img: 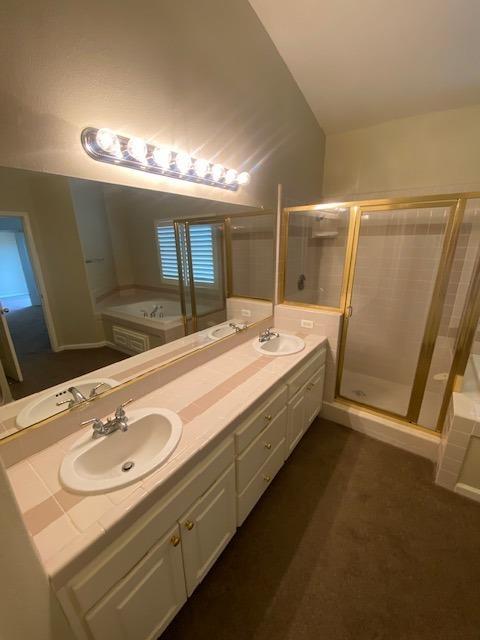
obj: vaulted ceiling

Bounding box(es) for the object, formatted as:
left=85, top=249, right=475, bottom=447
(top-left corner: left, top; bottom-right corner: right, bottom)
left=249, top=0, right=480, bottom=133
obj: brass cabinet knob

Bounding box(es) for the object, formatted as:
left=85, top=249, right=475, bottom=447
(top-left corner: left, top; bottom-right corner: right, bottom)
left=307, top=383, right=314, bottom=391
left=263, top=475, right=271, bottom=482
left=170, top=535, right=181, bottom=547
left=184, top=520, right=195, bottom=531
left=265, top=414, right=272, bottom=421
left=264, top=442, right=272, bottom=450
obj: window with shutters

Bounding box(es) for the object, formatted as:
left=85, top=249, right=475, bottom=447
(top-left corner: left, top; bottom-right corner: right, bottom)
left=155, top=223, right=216, bottom=286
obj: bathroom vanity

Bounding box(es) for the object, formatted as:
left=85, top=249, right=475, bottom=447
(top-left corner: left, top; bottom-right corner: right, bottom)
left=4, top=332, right=326, bottom=640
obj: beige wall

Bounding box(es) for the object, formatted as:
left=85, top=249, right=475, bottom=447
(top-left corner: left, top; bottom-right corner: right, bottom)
left=70, top=179, right=118, bottom=301
left=0, top=0, right=325, bottom=209
left=0, top=168, right=99, bottom=348
left=324, top=104, right=480, bottom=200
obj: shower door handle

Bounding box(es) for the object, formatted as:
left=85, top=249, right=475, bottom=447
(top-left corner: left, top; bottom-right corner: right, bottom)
left=346, top=305, right=353, bottom=318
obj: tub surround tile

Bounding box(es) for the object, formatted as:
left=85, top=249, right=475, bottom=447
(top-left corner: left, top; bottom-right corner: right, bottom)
left=3, top=331, right=326, bottom=588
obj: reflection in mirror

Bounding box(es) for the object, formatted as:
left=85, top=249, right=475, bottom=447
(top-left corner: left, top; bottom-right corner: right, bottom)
left=0, top=166, right=274, bottom=437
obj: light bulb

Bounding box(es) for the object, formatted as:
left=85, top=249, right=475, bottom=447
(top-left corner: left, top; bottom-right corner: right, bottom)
left=211, top=163, right=224, bottom=182
left=224, top=169, right=237, bottom=185
left=237, top=171, right=250, bottom=186
left=126, top=137, right=147, bottom=163
left=153, top=146, right=172, bottom=169
left=175, top=152, right=192, bottom=174
left=95, top=128, right=120, bottom=155
left=193, top=158, right=209, bottom=178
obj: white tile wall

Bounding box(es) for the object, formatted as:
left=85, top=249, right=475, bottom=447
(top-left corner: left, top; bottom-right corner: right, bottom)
left=274, top=304, right=342, bottom=402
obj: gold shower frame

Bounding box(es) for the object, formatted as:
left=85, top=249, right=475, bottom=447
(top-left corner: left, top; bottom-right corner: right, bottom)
left=279, top=192, right=480, bottom=433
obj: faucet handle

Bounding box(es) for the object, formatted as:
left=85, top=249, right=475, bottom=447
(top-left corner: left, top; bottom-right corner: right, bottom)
left=115, top=398, right=133, bottom=419
left=89, top=382, right=108, bottom=399
left=81, top=417, right=103, bottom=427
left=81, top=417, right=106, bottom=438
left=56, top=399, right=73, bottom=407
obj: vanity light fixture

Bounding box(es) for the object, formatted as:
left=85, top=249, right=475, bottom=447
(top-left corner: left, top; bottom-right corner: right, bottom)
left=81, top=127, right=251, bottom=191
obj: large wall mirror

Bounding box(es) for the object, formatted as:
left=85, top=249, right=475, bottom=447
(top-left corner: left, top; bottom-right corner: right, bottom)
left=0, top=166, right=274, bottom=438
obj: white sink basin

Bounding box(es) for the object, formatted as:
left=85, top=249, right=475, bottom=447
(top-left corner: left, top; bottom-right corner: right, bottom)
left=15, top=378, right=119, bottom=428
left=207, top=321, right=236, bottom=340
left=253, top=332, right=305, bottom=356
left=60, top=407, right=182, bottom=494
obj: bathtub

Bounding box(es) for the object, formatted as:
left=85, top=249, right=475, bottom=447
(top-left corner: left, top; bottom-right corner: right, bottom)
left=102, top=299, right=183, bottom=331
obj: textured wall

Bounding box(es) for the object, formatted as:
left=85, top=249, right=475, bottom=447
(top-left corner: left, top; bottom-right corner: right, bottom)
left=0, top=0, right=325, bottom=208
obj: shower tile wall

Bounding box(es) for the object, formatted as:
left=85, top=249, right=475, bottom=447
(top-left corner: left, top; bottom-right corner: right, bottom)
left=344, top=212, right=446, bottom=389
left=285, top=213, right=349, bottom=307
left=230, top=216, right=274, bottom=300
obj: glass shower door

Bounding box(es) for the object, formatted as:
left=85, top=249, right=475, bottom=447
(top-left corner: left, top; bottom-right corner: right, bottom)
left=338, top=203, right=455, bottom=419
left=184, top=220, right=227, bottom=333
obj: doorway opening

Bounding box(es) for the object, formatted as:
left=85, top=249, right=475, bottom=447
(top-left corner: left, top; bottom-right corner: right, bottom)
left=0, top=215, right=52, bottom=393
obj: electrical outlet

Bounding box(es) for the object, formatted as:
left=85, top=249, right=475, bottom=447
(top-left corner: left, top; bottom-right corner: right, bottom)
left=241, top=309, right=252, bottom=318
left=301, top=319, right=314, bottom=329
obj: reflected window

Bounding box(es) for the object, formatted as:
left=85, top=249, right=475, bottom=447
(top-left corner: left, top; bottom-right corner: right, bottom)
left=156, top=224, right=179, bottom=281
left=156, top=223, right=216, bottom=285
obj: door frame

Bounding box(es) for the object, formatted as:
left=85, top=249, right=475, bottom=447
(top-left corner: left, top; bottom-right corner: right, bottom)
left=0, top=211, right=59, bottom=352
left=335, top=199, right=463, bottom=428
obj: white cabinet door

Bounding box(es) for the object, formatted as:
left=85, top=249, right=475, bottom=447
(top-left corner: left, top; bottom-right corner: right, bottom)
left=304, top=364, right=325, bottom=427
left=85, top=524, right=186, bottom=640
left=180, top=464, right=236, bottom=596
left=286, top=389, right=307, bottom=458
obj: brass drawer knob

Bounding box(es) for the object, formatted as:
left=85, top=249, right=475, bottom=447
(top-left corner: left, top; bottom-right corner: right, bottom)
left=263, top=475, right=271, bottom=482
left=184, top=520, right=195, bottom=531
left=264, top=442, right=272, bottom=450
left=170, top=535, right=181, bottom=547
left=265, top=414, right=272, bottom=421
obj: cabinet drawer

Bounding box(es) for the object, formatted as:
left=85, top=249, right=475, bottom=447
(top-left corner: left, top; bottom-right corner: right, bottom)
left=84, top=524, right=186, bottom=640
left=236, top=406, right=287, bottom=493
left=237, top=438, right=285, bottom=526
left=235, top=385, right=288, bottom=453
left=287, top=348, right=325, bottom=399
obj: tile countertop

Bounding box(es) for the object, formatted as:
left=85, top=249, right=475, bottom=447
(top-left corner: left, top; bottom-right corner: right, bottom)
left=6, top=332, right=326, bottom=589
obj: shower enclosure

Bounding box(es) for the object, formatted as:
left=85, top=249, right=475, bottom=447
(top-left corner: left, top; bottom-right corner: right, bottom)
left=280, top=194, right=480, bottom=432
left=173, top=211, right=275, bottom=335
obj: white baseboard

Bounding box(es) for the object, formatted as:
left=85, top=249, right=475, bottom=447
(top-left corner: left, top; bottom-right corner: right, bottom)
left=321, top=400, right=439, bottom=462
left=455, top=483, right=480, bottom=503
left=54, top=341, right=108, bottom=352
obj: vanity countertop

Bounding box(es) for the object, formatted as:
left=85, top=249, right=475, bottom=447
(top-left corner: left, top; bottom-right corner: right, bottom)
left=6, top=332, right=326, bottom=588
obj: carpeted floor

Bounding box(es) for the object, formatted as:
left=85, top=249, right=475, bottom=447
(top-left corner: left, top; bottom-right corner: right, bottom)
left=4, top=304, right=128, bottom=399
left=161, top=419, right=480, bottom=640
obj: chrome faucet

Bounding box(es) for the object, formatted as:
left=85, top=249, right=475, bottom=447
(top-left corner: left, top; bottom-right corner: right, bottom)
left=56, top=386, right=88, bottom=408
left=259, top=327, right=280, bottom=343
left=81, top=399, right=133, bottom=439
left=229, top=321, right=248, bottom=333
left=150, top=304, right=160, bottom=318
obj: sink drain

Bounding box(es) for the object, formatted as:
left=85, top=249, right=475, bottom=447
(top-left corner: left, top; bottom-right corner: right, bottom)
left=121, top=461, right=135, bottom=472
